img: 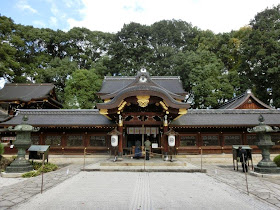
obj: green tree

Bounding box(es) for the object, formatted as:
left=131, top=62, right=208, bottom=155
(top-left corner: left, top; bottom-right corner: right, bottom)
left=35, top=57, right=78, bottom=102
left=64, top=68, right=102, bottom=109
left=66, top=27, right=113, bottom=69
left=108, top=22, right=152, bottom=76
left=177, top=49, right=233, bottom=108
left=242, top=5, right=280, bottom=107
left=149, top=20, right=198, bottom=76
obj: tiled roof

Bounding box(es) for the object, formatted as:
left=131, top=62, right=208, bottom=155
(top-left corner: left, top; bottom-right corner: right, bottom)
left=171, top=109, right=280, bottom=127
left=0, top=83, right=56, bottom=102
left=98, top=76, right=187, bottom=96
left=3, top=109, right=280, bottom=128
left=1, top=109, right=114, bottom=127
left=218, top=90, right=271, bottom=109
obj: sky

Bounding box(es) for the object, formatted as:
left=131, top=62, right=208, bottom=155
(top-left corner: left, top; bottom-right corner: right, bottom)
left=0, top=0, right=279, bottom=34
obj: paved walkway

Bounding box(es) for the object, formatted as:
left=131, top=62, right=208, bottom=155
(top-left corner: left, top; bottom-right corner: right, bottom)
left=199, top=162, right=280, bottom=208
left=0, top=156, right=279, bottom=209
left=10, top=172, right=277, bottom=210
left=0, top=164, right=81, bottom=209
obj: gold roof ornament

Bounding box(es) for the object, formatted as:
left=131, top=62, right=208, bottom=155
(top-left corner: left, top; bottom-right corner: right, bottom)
left=137, top=95, right=150, bottom=108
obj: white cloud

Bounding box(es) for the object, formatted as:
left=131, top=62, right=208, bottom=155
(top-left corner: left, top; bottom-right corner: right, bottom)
left=62, top=0, right=83, bottom=8
left=17, top=0, right=38, bottom=14
left=33, top=20, right=46, bottom=28
left=50, top=17, right=58, bottom=26
left=67, top=0, right=279, bottom=33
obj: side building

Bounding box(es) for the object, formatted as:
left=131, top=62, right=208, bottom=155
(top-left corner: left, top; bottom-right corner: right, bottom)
left=1, top=70, right=280, bottom=155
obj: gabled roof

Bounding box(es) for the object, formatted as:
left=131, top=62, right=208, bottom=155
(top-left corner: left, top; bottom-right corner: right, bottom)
left=98, top=75, right=187, bottom=96
left=97, top=70, right=190, bottom=110
left=0, top=83, right=62, bottom=108
left=0, top=109, right=114, bottom=127
left=218, top=89, right=272, bottom=109
left=170, top=109, right=280, bottom=127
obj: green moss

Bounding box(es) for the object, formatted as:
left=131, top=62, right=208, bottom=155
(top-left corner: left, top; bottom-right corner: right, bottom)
left=22, top=170, right=40, bottom=178
left=22, top=162, right=58, bottom=178
left=273, top=155, right=280, bottom=167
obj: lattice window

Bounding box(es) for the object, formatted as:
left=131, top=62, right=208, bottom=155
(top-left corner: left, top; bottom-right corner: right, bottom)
left=224, top=135, right=241, bottom=145
left=67, top=135, right=83, bottom=147
left=202, top=135, right=219, bottom=146
left=31, top=135, right=40, bottom=145
left=180, top=135, right=196, bottom=146
left=89, top=136, right=106, bottom=147
left=45, top=136, right=61, bottom=146
left=247, top=135, right=256, bottom=145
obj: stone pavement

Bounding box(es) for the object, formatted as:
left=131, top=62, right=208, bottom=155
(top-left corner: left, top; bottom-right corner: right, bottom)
left=0, top=164, right=81, bottom=209
left=0, top=155, right=279, bottom=209
left=11, top=172, right=278, bottom=210
left=189, top=160, right=280, bottom=209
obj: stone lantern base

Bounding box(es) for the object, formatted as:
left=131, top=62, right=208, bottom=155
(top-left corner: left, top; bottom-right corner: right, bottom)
left=254, top=166, right=280, bottom=174
left=5, top=157, right=33, bottom=173
left=254, top=160, right=280, bottom=174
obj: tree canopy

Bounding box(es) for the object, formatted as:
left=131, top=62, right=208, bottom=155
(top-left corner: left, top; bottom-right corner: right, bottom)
left=0, top=4, right=279, bottom=108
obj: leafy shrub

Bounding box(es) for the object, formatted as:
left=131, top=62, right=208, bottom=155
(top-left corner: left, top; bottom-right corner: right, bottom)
left=0, top=143, right=4, bottom=157
left=39, top=163, right=58, bottom=173
left=273, top=155, right=280, bottom=167
left=22, top=162, right=58, bottom=178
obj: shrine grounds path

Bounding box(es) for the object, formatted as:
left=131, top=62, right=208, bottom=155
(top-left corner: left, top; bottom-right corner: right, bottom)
left=0, top=155, right=280, bottom=210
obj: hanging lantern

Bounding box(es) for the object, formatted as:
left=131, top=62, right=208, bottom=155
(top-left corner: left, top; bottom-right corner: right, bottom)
left=168, top=135, right=176, bottom=147
left=108, top=128, right=122, bottom=148
left=165, top=128, right=178, bottom=147
left=111, top=135, right=118, bottom=147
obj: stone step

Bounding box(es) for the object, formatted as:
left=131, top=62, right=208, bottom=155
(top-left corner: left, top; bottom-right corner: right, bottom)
left=100, top=161, right=187, bottom=167
left=82, top=168, right=206, bottom=173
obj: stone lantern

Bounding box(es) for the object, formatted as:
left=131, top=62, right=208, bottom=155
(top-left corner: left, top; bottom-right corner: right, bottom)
left=4, top=115, right=40, bottom=173
left=247, top=115, right=280, bottom=174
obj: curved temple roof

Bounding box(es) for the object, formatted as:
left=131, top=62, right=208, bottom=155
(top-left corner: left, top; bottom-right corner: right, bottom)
left=97, top=70, right=190, bottom=110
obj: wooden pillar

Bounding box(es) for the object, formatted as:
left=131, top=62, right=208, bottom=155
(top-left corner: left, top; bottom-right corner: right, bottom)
left=198, top=132, right=202, bottom=147
left=163, top=125, right=168, bottom=153
left=118, top=115, right=123, bottom=156
left=242, top=132, right=246, bottom=145
left=61, top=132, right=66, bottom=155
left=118, top=125, right=123, bottom=156
left=162, top=115, right=169, bottom=153
left=39, top=132, right=44, bottom=145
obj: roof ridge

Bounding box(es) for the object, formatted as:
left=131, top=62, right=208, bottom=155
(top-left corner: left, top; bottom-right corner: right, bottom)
left=104, top=76, right=180, bottom=80
left=218, top=92, right=246, bottom=108
left=188, top=109, right=280, bottom=114
left=5, top=83, right=54, bottom=86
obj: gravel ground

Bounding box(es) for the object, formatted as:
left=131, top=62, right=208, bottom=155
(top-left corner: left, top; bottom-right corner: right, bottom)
left=13, top=171, right=276, bottom=210
left=0, top=176, right=25, bottom=187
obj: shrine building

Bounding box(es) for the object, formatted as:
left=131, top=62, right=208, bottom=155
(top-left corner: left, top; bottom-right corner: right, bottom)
left=1, top=69, right=280, bottom=155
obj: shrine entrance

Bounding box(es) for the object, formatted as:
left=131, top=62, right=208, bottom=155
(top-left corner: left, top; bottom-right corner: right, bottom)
left=125, top=126, right=161, bottom=156
left=96, top=69, right=190, bottom=157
